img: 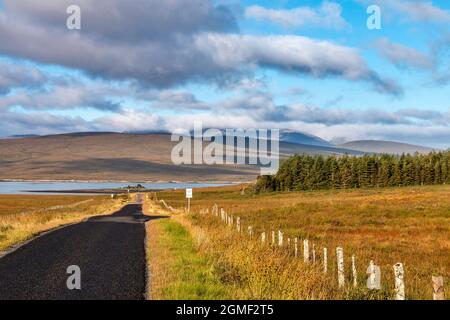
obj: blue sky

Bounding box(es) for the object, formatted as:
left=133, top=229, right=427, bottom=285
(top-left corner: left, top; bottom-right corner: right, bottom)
left=0, top=0, right=449, bottom=148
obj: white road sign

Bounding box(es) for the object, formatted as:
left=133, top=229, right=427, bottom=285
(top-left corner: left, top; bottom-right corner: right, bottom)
left=186, top=188, right=193, bottom=199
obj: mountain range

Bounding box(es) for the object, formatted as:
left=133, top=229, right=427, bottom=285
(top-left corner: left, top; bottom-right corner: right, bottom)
left=0, top=131, right=439, bottom=182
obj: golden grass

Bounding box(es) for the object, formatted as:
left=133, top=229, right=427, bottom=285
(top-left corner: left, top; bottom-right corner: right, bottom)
left=0, top=195, right=96, bottom=215
left=0, top=194, right=128, bottom=252
left=180, top=213, right=341, bottom=300
left=156, top=185, right=450, bottom=300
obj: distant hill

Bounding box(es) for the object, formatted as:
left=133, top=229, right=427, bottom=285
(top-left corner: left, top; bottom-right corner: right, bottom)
left=279, top=130, right=333, bottom=147
left=338, top=140, right=436, bottom=155
left=0, top=132, right=360, bottom=182
left=131, top=129, right=334, bottom=147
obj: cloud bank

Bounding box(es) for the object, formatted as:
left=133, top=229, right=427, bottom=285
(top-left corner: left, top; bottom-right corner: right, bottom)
left=0, top=0, right=399, bottom=94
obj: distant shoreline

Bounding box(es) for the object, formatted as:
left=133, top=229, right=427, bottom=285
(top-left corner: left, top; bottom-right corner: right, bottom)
left=23, top=189, right=152, bottom=195
left=0, top=179, right=247, bottom=184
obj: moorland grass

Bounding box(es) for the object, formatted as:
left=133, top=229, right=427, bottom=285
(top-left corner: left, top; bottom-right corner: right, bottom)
left=155, top=185, right=450, bottom=300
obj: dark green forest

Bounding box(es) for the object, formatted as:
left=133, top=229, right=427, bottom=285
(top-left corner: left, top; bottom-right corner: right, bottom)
left=255, top=151, right=450, bottom=192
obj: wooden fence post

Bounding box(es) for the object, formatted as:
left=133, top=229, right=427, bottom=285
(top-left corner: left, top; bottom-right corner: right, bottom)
left=432, top=276, right=445, bottom=300
left=248, top=226, right=253, bottom=237
left=287, top=238, right=291, bottom=247
left=278, top=230, right=283, bottom=247
left=294, top=238, right=298, bottom=258
left=351, top=255, right=357, bottom=288
left=336, top=247, right=345, bottom=288
left=312, top=244, right=316, bottom=264
left=393, top=263, right=405, bottom=300
left=366, top=260, right=381, bottom=290
left=236, top=217, right=241, bottom=233
left=261, top=232, right=266, bottom=244
left=303, top=240, right=309, bottom=263
left=323, top=248, right=328, bottom=273
left=271, top=230, right=275, bottom=246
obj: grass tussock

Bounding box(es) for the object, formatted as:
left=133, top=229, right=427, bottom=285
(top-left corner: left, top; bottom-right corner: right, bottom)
left=156, top=185, right=450, bottom=300
left=0, top=194, right=129, bottom=252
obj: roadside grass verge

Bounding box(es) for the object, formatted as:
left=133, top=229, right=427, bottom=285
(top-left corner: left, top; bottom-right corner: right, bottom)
left=0, top=194, right=129, bottom=252
left=146, top=217, right=230, bottom=300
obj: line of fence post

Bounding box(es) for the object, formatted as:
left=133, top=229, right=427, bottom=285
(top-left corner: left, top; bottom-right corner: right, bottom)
left=208, top=207, right=447, bottom=301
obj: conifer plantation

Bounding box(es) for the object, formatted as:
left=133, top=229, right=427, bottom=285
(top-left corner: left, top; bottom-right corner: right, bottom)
left=256, top=151, right=450, bottom=192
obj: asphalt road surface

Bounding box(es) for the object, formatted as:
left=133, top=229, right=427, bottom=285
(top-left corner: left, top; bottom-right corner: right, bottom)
left=0, top=200, right=152, bottom=300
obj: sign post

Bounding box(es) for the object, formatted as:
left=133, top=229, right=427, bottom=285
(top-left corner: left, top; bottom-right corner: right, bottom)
left=186, top=188, right=193, bottom=214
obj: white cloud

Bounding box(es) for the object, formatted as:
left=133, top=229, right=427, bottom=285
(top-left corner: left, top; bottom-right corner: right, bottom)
left=358, top=0, right=450, bottom=24
left=0, top=82, right=124, bottom=112
left=0, top=63, right=46, bottom=94
left=194, top=34, right=366, bottom=78
left=393, top=0, right=450, bottom=23
left=95, top=109, right=163, bottom=132
left=245, top=1, right=349, bottom=29
left=194, top=33, right=401, bottom=95
left=375, top=38, right=433, bottom=69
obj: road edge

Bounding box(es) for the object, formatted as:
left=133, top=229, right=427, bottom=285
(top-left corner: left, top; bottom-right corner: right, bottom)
left=144, top=219, right=151, bottom=300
